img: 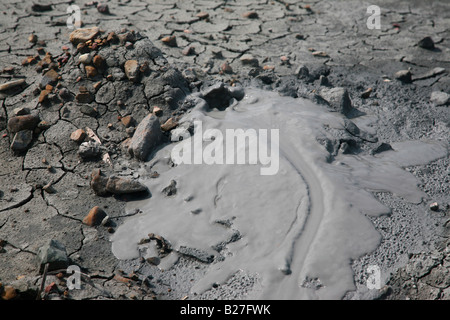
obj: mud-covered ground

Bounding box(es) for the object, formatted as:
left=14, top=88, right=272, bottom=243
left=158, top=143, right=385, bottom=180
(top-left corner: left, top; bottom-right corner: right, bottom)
left=0, top=0, right=449, bottom=300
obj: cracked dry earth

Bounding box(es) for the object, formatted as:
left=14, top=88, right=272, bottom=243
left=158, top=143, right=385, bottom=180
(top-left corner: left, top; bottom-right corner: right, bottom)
left=0, top=0, right=449, bottom=300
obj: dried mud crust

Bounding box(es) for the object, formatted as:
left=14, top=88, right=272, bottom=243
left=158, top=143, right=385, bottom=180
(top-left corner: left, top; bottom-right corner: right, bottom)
left=0, top=0, right=449, bottom=300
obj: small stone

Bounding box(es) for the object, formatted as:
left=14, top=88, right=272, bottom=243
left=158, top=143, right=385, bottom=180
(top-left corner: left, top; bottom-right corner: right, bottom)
left=243, top=11, right=258, bottom=19
left=83, top=206, right=107, bottom=227
left=10, top=130, right=33, bottom=152
left=418, top=36, right=435, bottom=50
left=97, top=3, right=110, bottom=14
left=75, top=91, right=94, bottom=104
left=361, top=87, right=373, bottom=99
left=36, top=239, right=69, bottom=273
left=40, top=69, right=59, bottom=89
left=196, top=12, right=209, bottom=19
left=124, top=60, right=140, bottom=82
left=13, top=107, right=30, bottom=116
left=161, top=117, right=178, bottom=132
left=220, top=62, right=233, bottom=74
left=78, top=141, right=103, bottom=160
left=105, top=176, right=148, bottom=194
left=7, top=113, right=40, bottom=133
left=430, top=202, right=439, bottom=212
left=69, top=27, right=100, bottom=45
left=80, top=105, right=98, bottom=117
left=78, top=53, right=92, bottom=64
left=153, top=106, right=163, bottom=116
left=31, top=3, right=52, bottom=12
left=430, top=91, right=449, bottom=106
left=120, top=115, right=135, bottom=128
left=85, top=65, right=97, bottom=78
left=182, top=46, right=195, bottom=56
left=42, top=183, right=56, bottom=194
left=0, top=78, right=25, bottom=91
left=161, top=35, right=177, bottom=47
left=394, top=70, right=412, bottom=83
left=162, top=180, right=177, bottom=196
left=1, top=285, right=17, bottom=300
left=70, top=128, right=86, bottom=143
left=239, top=54, right=259, bottom=67
left=38, top=89, right=49, bottom=103
left=319, top=87, right=353, bottom=115
left=312, top=51, right=329, bottom=57
left=58, top=88, right=71, bottom=101
left=90, top=169, right=109, bottom=196
left=93, top=55, right=105, bottom=69
left=28, top=34, right=37, bottom=44
left=129, top=114, right=163, bottom=161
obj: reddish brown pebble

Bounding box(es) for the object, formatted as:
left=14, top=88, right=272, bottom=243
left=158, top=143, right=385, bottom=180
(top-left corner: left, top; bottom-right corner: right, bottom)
left=83, top=206, right=107, bottom=227
left=38, top=90, right=49, bottom=103
left=85, top=65, right=97, bottom=78
left=93, top=55, right=104, bottom=69
left=161, top=35, right=177, bottom=47
left=121, top=115, right=135, bottom=128
left=70, top=128, right=86, bottom=143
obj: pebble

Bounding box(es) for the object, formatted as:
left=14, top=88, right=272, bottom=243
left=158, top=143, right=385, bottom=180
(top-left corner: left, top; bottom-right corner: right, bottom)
left=78, top=141, right=103, bottom=159
left=58, top=88, right=71, bottom=101
left=162, top=180, right=177, bottom=196
left=394, top=69, right=412, bottom=83
left=75, top=91, right=94, bottom=104
left=124, top=60, right=140, bottom=82
left=128, top=114, right=163, bottom=161
left=430, top=91, right=449, bottom=106
left=0, top=285, right=17, bottom=300
left=83, top=206, right=107, bottom=226
left=239, top=54, right=259, bottom=67
left=319, top=87, right=353, bottom=115
left=13, top=107, right=30, bottom=116
left=28, top=34, right=37, bottom=44
left=161, top=35, right=177, bottom=47
left=10, top=130, right=33, bottom=152
left=196, top=12, right=209, bottom=19
left=220, top=62, right=233, bottom=74
left=153, top=106, right=163, bottom=116
left=90, top=169, right=110, bottom=196
left=243, top=11, right=259, bottom=19
left=40, top=69, right=59, bottom=89
left=78, top=53, right=92, bottom=64
left=120, top=115, right=135, bottom=128
left=97, top=3, right=110, bottom=14
left=105, top=176, right=148, bottom=194
left=161, top=117, right=178, bottom=132
left=418, top=36, right=435, bottom=50
left=182, top=46, right=195, bottom=56
left=312, top=51, right=329, bottom=57
left=361, top=87, right=373, bottom=99
left=85, top=65, right=97, bottom=78
left=429, top=202, right=439, bottom=212
left=0, top=79, right=26, bottom=92
left=93, top=55, right=105, bottom=69
left=69, top=27, right=100, bottom=45
left=70, top=128, right=87, bottom=143
left=7, top=113, right=40, bottom=133
left=36, top=239, right=69, bottom=272
left=38, top=89, right=50, bottom=104
left=31, top=3, right=52, bottom=12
